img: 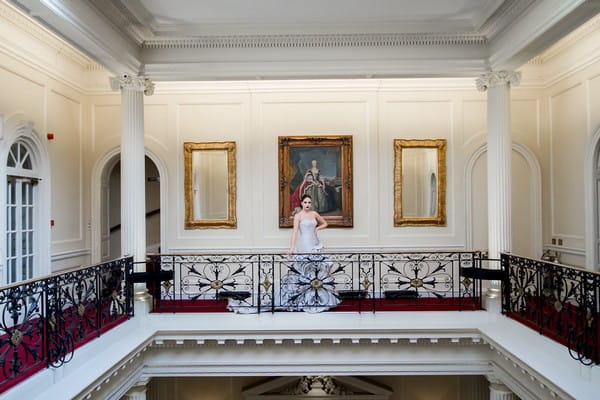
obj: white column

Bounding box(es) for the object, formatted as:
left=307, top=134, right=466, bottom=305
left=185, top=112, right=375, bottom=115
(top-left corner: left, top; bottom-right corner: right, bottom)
left=110, top=75, right=154, bottom=300
left=124, top=382, right=148, bottom=400
left=488, top=381, right=518, bottom=400
left=476, top=71, right=520, bottom=300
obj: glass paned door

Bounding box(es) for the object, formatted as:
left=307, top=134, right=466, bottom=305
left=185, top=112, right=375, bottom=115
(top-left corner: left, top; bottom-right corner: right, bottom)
left=6, top=177, right=35, bottom=283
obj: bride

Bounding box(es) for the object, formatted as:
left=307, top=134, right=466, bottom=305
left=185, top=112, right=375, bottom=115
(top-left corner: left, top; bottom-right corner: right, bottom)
left=288, top=194, right=328, bottom=254
left=284, top=194, right=340, bottom=312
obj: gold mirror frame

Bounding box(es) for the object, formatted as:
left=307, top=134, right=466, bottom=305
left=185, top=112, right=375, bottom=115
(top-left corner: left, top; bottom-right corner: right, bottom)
left=184, top=141, right=237, bottom=229
left=394, top=139, right=446, bottom=226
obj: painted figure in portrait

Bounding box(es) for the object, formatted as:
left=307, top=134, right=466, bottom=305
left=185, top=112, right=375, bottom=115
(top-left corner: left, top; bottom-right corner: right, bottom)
left=289, top=147, right=342, bottom=216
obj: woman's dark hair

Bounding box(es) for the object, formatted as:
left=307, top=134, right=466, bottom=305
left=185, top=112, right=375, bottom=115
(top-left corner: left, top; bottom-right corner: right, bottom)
left=300, top=194, right=312, bottom=202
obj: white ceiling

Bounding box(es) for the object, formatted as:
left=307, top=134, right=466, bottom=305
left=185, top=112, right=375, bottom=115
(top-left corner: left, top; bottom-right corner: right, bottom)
left=116, top=0, right=505, bottom=36
left=9, top=0, right=600, bottom=80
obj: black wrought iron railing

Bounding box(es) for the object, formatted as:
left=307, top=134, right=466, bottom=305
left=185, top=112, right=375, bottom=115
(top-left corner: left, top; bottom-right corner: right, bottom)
left=501, top=253, right=600, bottom=365
left=148, top=251, right=484, bottom=313
left=0, top=257, right=134, bottom=393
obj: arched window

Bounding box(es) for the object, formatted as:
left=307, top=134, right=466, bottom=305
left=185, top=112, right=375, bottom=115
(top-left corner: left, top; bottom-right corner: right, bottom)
left=5, top=141, right=38, bottom=283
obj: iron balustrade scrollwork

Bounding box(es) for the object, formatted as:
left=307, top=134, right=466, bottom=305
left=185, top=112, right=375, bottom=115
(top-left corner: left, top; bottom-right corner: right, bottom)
left=148, top=251, right=483, bottom=313
left=501, top=253, right=600, bottom=365
left=0, top=257, right=134, bottom=393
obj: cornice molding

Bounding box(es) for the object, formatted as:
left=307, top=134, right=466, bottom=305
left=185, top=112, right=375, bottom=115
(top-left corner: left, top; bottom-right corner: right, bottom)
left=74, top=327, right=571, bottom=400
left=478, top=0, right=536, bottom=39
left=93, top=0, right=533, bottom=49
left=0, top=1, right=96, bottom=69
left=88, top=0, right=149, bottom=45
left=535, top=13, right=600, bottom=63
left=142, top=33, right=487, bottom=50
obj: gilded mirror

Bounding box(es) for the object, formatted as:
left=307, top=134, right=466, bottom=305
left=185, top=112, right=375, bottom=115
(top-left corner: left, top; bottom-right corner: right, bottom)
left=184, top=142, right=237, bottom=229
left=394, top=139, right=446, bottom=226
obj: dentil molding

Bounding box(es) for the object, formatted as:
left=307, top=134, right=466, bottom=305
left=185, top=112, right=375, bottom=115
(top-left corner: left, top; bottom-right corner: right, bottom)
left=143, top=33, right=487, bottom=50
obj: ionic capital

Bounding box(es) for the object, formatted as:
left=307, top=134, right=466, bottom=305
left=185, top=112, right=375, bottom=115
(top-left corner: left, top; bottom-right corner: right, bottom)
left=476, top=71, right=521, bottom=92
left=109, top=74, right=154, bottom=95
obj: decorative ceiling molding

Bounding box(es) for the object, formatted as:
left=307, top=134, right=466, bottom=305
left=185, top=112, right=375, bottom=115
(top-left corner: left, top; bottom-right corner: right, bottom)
left=142, top=33, right=487, bottom=50
left=86, top=0, right=538, bottom=49
left=0, top=1, right=97, bottom=68
left=88, top=0, right=149, bottom=45
left=477, top=0, right=536, bottom=39
left=535, top=13, right=600, bottom=63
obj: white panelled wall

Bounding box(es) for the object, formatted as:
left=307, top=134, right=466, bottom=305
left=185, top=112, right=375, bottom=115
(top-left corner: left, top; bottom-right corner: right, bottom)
left=84, top=79, right=550, bottom=263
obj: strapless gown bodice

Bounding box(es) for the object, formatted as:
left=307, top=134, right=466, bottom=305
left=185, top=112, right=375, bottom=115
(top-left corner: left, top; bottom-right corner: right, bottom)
left=296, top=218, right=322, bottom=253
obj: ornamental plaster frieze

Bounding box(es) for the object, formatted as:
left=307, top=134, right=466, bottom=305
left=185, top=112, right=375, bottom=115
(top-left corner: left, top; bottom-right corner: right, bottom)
left=476, top=71, right=522, bottom=92
left=142, top=33, right=487, bottom=50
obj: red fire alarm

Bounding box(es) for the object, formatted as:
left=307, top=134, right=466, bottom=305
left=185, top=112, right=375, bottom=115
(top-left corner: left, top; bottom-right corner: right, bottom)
left=47, top=132, right=54, bottom=140
left=50, top=219, right=55, bottom=227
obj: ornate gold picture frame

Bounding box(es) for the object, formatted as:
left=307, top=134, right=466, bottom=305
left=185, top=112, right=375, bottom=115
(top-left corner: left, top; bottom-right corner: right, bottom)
left=184, top=141, right=237, bottom=229
left=278, top=135, right=353, bottom=228
left=394, top=139, right=446, bottom=226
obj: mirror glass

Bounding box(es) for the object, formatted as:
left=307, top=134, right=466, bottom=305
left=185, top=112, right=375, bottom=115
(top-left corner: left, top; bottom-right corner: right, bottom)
left=394, top=139, right=446, bottom=226
left=401, top=148, right=438, bottom=218
left=184, top=142, right=236, bottom=228
left=191, top=150, right=228, bottom=220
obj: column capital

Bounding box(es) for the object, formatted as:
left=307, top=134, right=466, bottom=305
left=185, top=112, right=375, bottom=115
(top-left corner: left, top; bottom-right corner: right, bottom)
left=476, top=70, right=521, bottom=92
left=109, top=74, right=155, bottom=95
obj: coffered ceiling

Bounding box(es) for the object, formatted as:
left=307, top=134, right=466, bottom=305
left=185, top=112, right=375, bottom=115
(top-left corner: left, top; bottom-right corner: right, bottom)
left=9, top=0, right=600, bottom=80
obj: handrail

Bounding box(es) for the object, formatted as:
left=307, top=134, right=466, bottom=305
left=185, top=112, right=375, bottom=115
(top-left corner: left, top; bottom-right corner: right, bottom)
left=0, top=256, right=129, bottom=291
left=148, top=250, right=484, bottom=314
left=501, top=253, right=599, bottom=365
left=147, top=249, right=488, bottom=256
left=500, top=251, right=600, bottom=276
left=0, top=257, right=135, bottom=393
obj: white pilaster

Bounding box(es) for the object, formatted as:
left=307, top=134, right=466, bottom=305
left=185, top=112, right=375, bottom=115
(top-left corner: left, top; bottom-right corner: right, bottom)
left=476, top=71, right=520, bottom=302
left=110, top=75, right=154, bottom=300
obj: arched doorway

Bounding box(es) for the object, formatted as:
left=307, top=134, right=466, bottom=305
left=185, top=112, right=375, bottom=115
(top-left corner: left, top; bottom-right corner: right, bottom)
left=466, top=142, right=542, bottom=258
left=93, top=151, right=163, bottom=262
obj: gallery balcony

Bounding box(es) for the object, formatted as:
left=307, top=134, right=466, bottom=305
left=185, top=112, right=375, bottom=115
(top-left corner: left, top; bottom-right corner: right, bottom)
left=1, top=251, right=599, bottom=399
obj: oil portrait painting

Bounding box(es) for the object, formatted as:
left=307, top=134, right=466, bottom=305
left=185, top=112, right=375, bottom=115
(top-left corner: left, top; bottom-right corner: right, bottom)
left=278, top=136, right=353, bottom=228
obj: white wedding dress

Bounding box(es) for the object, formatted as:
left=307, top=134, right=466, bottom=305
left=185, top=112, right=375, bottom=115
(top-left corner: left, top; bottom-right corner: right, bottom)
left=296, top=219, right=323, bottom=253
left=228, top=219, right=341, bottom=313
left=281, top=219, right=340, bottom=312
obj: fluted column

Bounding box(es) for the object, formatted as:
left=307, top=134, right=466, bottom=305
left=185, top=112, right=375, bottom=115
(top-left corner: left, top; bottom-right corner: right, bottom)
left=487, top=377, right=518, bottom=400
left=476, top=71, right=520, bottom=300
left=124, top=381, right=148, bottom=400
left=110, top=75, right=154, bottom=300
